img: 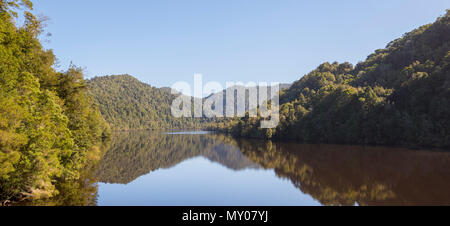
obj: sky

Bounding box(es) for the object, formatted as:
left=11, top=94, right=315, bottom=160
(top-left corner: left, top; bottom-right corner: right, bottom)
left=30, top=0, right=450, bottom=89
left=98, top=157, right=321, bottom=206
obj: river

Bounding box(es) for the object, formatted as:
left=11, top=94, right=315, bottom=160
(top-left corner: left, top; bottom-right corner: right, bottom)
left=22, top=131, right=450, bottom=206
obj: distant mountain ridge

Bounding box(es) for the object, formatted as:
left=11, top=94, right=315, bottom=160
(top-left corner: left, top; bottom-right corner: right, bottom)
left=88, top=74, right=290, bottom=130
left=203, top=83, right=291, bottom=115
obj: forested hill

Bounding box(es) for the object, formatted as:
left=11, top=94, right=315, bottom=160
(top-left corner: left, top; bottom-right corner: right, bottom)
left=230, top=10, right=450, bottom=148
left=0, top=0, right=110, bottom=203
left=87, top=75, right=202, bottom=130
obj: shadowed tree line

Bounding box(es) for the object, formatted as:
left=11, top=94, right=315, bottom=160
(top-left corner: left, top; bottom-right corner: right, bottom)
left=221, top=11, right=450, bottom=148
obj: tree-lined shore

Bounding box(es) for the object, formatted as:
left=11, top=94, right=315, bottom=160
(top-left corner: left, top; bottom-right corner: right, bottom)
left=0, top=0, right=109, bottom=204
left=216, top=11, right=450, bottom=149
left=1, top=0, right=449, bottom=205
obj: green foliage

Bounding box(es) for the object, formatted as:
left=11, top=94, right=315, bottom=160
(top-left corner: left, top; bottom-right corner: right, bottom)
left=0, top=0, right=32, bottom=17
left=0, top=0, right=109, bottom=203
left=229, top=11, right=450, bottom=148
left=87, top=75, right=204, bottom=130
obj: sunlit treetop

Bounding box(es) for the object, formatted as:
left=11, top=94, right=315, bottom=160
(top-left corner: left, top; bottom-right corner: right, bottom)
left=0, top=0, right=32, bottom=17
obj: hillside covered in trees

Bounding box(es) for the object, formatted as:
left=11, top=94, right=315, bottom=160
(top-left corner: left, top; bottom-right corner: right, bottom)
left=87, top=75, right=209, bottom=130
left=0, top=0, right=110, bottom=204
left=225, top=10, right=450, bottom=148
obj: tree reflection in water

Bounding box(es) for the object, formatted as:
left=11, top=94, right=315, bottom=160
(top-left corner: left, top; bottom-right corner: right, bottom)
left=236, top=139, right=450, bottom=206
left=19, top=131, right=450, bottom=206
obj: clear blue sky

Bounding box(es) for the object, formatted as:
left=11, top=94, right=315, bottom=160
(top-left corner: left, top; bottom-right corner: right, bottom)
left=31, top=0, right=449, bottom=88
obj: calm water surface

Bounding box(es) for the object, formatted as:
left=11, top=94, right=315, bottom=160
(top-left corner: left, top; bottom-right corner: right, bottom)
left=27, top=131, right=450, bottom=206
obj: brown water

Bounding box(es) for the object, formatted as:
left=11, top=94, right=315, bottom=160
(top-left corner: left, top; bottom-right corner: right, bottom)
left=21, top=131, right=450, bottom=206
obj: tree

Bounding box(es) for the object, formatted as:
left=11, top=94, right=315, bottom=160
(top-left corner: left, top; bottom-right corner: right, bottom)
left=0, top=0, right=110, bottom=203
left=227, top=10, right=450, bottom=148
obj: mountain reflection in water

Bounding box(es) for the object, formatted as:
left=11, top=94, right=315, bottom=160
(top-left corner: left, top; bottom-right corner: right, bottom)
left=20, top=131, right=450, bottom=206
